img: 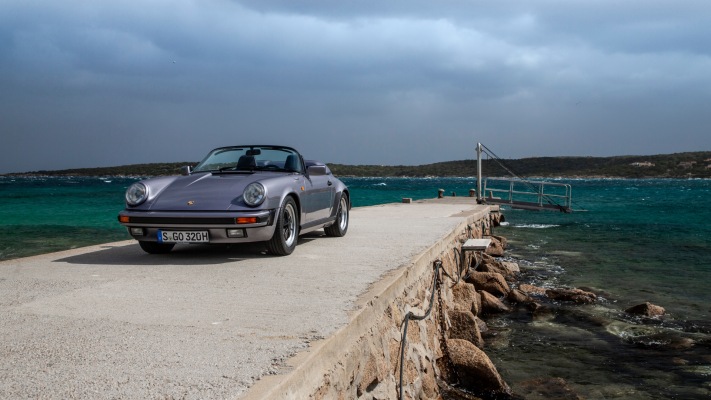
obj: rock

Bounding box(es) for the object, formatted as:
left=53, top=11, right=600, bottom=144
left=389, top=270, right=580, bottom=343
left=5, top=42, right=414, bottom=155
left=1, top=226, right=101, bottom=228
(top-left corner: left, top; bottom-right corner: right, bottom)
left=546, top=288, right=597, bottom=304
left=473, top=291, right=482, bottom=316
left=465, top=271, right=510, bottom=297
left=490, top=213, right=505, bottom=227
left=475, top=316, right=488, bottom=333
left=448, top=309, right=484, bottom=349
left=625, top=302, right=665, bottom=317
left=519, top=377, right=584, bottom=400
left=519, top=283, right=547, bottom=296
left=485, top=236, right=505, bottom=257
left=492, top=235, right=508, bottom=249
left=478, top=260, right=516, bottom=281
left=452, top=282, right=481, bottom=316
left=672, top=357, right=689, bottom=366
left=447, top=338, right=511, bottom=397
left=479, top=290, right=510, bottom=314
left=627, top=332, right=695, bottom=350
left=508, top=288, right=533, bottom=304
left=528, top=302, right=554, bottom=320
left=667, top=337, right=695, bottom=350
left=478, top=252, right=497, bottom=265
left=501, top=261, right=520, bottom=273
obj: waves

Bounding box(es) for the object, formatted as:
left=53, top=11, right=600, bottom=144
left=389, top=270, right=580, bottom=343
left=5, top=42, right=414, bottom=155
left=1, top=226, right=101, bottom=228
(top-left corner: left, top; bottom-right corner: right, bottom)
left=511, top=223, right=560, bottom=229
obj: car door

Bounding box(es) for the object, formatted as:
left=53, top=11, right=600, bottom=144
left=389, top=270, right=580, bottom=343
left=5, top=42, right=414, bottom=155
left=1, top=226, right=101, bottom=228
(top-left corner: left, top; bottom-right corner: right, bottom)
left=301, top=171, right=334, bottom=223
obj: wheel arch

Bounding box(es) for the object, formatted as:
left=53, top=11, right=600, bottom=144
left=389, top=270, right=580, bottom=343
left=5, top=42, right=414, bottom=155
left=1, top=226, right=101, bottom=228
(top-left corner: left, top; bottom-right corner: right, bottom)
left=284, top=192, right=302, bottom=225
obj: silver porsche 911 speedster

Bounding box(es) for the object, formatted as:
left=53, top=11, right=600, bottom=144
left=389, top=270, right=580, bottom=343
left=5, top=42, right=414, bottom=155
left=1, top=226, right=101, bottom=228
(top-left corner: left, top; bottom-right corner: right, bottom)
left=118, top=145, right=350, bottom=256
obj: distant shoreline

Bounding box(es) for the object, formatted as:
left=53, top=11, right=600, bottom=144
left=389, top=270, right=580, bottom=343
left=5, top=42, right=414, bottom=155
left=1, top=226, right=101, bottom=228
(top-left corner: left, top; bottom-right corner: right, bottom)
left=2, top=150, right=711, bottom=179
left=2, top=173, right=710, bottom=181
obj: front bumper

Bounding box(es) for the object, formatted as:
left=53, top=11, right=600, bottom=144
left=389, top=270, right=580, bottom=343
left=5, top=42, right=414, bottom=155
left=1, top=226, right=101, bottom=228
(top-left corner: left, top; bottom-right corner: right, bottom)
left=118, top=209, right=278, bottom=243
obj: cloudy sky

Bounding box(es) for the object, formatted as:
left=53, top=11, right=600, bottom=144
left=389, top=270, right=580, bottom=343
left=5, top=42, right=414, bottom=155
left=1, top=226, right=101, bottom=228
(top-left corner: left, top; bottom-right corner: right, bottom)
left=2, top=0, right=710, bottom=173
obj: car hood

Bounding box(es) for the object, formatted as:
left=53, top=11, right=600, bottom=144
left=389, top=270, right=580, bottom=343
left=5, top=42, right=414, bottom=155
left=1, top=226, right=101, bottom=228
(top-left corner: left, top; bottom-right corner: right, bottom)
left=148, top=172, right=259, bottom=211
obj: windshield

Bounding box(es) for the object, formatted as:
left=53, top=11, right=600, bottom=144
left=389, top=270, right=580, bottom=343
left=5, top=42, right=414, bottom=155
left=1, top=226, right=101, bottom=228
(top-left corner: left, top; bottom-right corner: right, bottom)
left=192, top=146, right=303, bottom=173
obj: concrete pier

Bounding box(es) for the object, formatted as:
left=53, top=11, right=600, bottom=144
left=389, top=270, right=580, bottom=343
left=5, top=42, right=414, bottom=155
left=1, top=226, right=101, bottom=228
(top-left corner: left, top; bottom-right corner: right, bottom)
left=0, top=200, right=498, bottom=399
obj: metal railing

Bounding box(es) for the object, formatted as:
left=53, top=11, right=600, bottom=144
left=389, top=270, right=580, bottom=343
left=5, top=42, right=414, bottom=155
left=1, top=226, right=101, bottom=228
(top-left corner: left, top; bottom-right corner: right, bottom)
left=482, top=178, right=572, bottom=212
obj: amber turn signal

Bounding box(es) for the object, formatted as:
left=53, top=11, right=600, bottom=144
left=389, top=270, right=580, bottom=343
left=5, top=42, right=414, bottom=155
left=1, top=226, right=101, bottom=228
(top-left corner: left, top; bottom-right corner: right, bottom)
left=236, top=217, right=258, bottom=224
left=119, top=215, right=130, bottom=223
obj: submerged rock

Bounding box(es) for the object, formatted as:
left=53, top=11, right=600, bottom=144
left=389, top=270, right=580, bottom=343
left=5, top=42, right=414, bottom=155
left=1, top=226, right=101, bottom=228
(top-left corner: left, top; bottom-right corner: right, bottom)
left=447, top=338, right=511, bottom=397
left=545, top=288, right=597, bottom=304
left=527, top=302, right=554, bottom=320
left=625, top=302, right=665, bottom=317
left=518, top=377, right=584, bottom=400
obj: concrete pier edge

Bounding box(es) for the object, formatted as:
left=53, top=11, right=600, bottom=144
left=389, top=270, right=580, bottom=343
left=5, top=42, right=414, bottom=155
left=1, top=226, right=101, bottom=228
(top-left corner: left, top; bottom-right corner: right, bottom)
left=243, top=205, right=494, bottom=399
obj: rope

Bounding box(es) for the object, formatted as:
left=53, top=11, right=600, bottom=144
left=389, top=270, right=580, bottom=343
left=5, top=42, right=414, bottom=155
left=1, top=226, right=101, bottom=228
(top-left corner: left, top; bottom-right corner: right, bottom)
left=398, top=260, right=442, bottom=400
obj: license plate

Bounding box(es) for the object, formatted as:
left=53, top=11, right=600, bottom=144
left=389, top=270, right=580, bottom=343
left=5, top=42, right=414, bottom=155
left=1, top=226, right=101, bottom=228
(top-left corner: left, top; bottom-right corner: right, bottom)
left=157, top=230, right=209, bottom=243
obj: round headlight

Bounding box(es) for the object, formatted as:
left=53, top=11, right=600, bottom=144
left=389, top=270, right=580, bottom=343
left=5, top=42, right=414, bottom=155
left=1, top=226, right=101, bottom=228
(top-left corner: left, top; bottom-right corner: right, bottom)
left=126, top=182, right=148, bottom=206
left=243, top=182, right=266, bottom=206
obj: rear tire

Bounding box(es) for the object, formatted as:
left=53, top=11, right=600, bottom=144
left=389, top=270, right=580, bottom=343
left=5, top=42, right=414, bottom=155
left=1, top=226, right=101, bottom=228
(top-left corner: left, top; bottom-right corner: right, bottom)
left=139, top=241, right=175, bottom=254
left=324, top=194, right=349, bottom=237
left=267, top=197, right=299, bottom=256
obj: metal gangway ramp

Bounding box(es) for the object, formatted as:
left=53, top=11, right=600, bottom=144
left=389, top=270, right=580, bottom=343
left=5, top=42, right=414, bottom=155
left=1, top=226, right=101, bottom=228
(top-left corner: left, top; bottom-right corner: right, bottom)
left=475, top=142, right=579, bottom=213
left=483, top=178, right=573, bottom=213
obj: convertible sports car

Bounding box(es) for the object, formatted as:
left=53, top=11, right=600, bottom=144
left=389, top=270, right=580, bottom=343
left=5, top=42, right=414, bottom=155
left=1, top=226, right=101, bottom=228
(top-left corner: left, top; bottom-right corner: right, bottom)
left=118, top=145, right=350, bottom=255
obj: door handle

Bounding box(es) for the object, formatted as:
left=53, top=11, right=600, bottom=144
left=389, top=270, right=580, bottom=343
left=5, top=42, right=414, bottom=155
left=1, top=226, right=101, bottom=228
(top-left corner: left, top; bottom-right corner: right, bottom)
left=328, top=180, right=333, bottom=186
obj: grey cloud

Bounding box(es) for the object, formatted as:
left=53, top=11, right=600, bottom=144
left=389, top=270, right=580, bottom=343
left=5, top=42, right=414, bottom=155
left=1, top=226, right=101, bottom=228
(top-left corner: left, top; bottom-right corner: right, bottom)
left=1, top=0, right=710, bottom=173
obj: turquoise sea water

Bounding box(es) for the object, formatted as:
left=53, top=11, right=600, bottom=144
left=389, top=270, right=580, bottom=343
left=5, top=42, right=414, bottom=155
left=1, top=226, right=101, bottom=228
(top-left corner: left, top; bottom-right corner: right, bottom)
left=1, top=175, right=709, bottom=398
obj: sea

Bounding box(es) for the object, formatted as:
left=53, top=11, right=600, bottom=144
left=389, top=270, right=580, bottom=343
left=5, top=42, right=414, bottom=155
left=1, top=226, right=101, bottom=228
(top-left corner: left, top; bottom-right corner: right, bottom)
left=1, top=175, right=709, bottom=399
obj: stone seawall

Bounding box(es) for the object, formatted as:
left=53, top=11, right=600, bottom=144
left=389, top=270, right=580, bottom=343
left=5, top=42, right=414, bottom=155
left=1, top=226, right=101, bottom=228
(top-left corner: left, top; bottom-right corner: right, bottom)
left=245, top=202, right=504, bottom=400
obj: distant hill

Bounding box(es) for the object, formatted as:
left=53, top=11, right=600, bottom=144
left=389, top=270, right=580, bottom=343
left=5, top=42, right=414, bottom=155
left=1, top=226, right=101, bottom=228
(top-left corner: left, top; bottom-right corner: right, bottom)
left=329, top=151, right=711, bottom=178
left=4, top=152, right=711, bottom=178
left=3, top=163, right=197, bottom=178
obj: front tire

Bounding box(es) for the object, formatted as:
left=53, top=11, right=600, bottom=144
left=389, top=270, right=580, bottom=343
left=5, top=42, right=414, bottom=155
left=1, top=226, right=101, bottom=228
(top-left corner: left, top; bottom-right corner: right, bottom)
left=267, top=197, right=299, bottom=256
left=139, top=241, right=175, bottom=254
left=324, top=194, right=349, bottom=237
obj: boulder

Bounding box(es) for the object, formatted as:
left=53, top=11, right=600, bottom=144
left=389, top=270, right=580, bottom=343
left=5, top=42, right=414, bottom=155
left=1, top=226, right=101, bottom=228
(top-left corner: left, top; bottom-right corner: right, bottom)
left=508, top=288, right=533, bottom=304
left=491, top=235, right=508, bottom=249
left=519, top=283, right=547, bottom=296
left=546, top=288, right=597, bottom=304
left=447, top=338, right=511, bottom=397
left=625, top=302, right=665, bottom=317
left=451, top=282, right=481, bottom=316
left=474, top=316, right=488, bottom=333
left=501, top=261, right=520, bottom=273
left=448, top=309, right=484, bottom=349
left=490, top=213, right=505, bottom=227
left=479, top=290, right=510, bottom=314
left=465, top=271, right=510, bottom=297
left=485, top=236, right=505, bottom=257
left=478, top=260, right=516, bottom=281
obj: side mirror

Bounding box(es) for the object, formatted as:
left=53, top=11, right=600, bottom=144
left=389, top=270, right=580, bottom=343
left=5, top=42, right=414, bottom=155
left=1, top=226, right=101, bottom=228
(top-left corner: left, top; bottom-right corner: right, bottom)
left=307, top=165, right=328, bottom=176
left=180, top=165, right=192, bottom=176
